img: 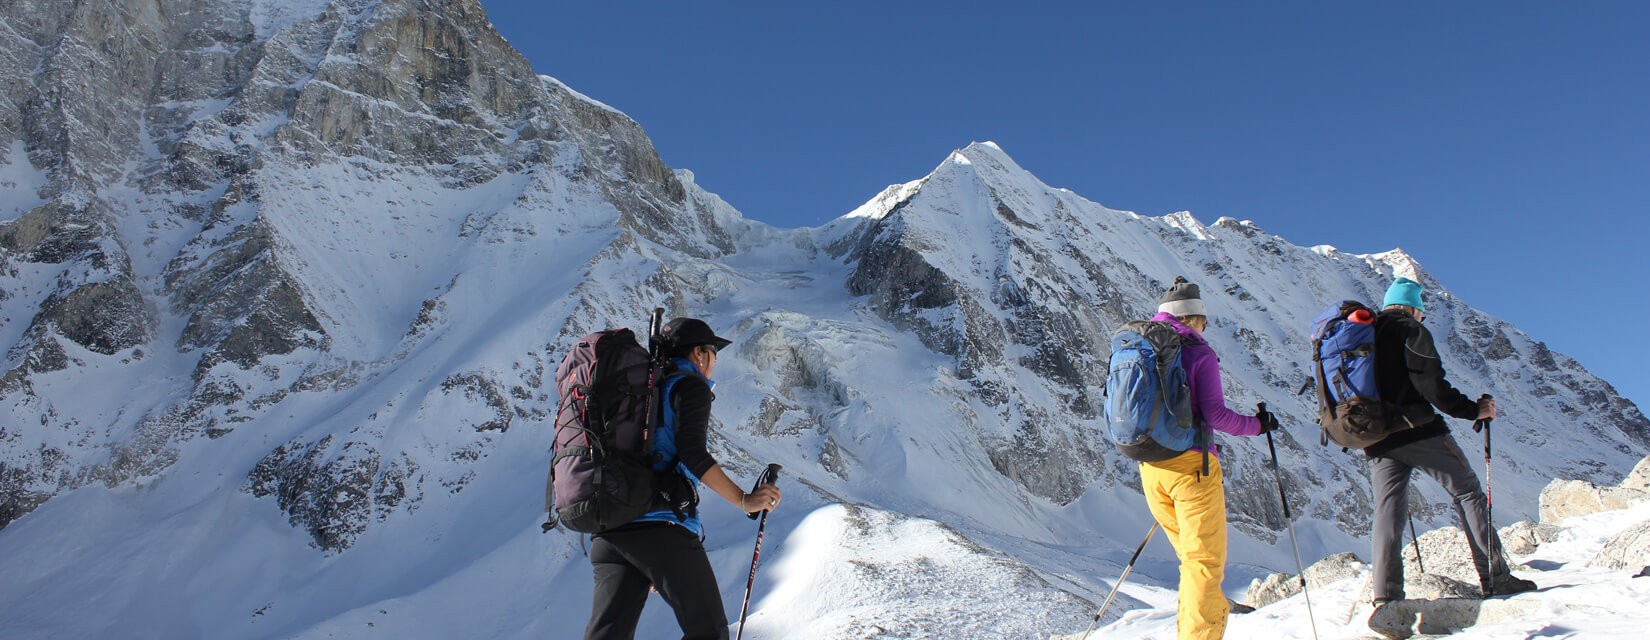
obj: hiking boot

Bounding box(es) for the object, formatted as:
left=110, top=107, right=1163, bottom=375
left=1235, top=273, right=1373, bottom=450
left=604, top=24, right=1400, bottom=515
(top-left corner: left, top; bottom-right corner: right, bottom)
left=1482, top=574, right=1537, bottom=597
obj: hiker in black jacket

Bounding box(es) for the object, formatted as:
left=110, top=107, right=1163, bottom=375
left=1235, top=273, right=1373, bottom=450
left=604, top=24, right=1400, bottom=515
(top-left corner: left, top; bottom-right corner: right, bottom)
left=1366, top=277, right=1536, bottom=607
left=584, top=318, right=783, bottom=640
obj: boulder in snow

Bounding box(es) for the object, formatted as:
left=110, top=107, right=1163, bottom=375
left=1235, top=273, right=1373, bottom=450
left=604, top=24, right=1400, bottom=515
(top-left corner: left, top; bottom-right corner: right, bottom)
left=1498, top=520, right=1564, bottom=555
left=1590, top=520, right=1650, bottom=572
left=1620, top=456, right=1650, bottom=491
left=1365, top=597, right=1544, bottom=639
left=1350, top=570, right=1480, bottom=607
left=1246, top=552, right=1364, bottom=609
left=1402, top=526, right=1512, bottom=589
left=1539, top=479, right=1650, bottom=524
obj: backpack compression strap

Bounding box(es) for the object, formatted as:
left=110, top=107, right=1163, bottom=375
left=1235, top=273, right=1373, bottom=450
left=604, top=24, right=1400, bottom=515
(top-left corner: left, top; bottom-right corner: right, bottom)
left=1311, top=343, right=1334, bottom=448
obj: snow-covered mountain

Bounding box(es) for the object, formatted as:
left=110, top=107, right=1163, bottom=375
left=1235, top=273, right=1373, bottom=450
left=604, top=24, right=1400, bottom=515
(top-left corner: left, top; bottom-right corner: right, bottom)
left=0, top=1, right=1645, bottom=638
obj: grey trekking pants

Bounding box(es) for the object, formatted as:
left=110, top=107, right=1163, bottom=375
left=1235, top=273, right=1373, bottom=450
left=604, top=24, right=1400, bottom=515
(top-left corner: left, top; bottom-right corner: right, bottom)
left=1368, top=433, right=1509, bottom=601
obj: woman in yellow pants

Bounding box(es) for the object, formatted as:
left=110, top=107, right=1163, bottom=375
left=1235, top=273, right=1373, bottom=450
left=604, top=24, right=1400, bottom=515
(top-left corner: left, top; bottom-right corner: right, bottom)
left=1141, top=278, right=1277, bottom=640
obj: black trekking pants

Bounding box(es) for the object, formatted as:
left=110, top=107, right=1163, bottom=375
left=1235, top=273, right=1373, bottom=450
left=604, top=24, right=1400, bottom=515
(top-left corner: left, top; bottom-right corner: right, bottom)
left=585, top=523, right=729, bottom=640
left=1368, top=433, right=1510, bottom=601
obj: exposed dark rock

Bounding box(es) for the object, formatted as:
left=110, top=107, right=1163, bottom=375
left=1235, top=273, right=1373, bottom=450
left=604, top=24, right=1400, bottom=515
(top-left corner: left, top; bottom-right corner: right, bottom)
left=440, top=372, right=513, bottom=432
left=247, top=435, right=419, bottom=552
left=32, top=279, right=152, bottom=354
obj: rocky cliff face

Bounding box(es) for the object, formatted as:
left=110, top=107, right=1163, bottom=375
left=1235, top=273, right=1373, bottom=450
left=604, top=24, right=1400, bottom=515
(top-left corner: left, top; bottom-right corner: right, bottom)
left=0, top=0, right=735, bottom=545
left=0, top=0, right=1644, bottom=579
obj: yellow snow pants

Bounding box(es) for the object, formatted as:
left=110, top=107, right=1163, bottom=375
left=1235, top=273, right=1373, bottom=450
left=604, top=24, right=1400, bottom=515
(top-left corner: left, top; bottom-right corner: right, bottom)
left=1140, top=450, right=1229, bottom=640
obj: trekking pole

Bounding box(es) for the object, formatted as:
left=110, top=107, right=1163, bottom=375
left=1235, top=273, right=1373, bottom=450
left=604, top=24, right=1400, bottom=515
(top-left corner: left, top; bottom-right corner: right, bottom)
left=1077, top=523, right=1159, bottom=640
left=1408, top=509, right=1425, bottom=574
left=1472, top=393, right=1508, bottom=582
left=735, top=464, right=782, bottom=640
left=1472, top=394, right=1494, bottom=526
left=1261, top=403, right=1321, bottom=640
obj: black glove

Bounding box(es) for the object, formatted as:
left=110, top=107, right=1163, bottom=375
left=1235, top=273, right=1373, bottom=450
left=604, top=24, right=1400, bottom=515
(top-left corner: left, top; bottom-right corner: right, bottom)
left=1255, top=406, right=1280, bottom=433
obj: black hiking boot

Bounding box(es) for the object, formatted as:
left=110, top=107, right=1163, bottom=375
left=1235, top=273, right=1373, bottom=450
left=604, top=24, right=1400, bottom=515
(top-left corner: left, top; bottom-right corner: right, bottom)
left=1482, top=573, right=1537, bottom=597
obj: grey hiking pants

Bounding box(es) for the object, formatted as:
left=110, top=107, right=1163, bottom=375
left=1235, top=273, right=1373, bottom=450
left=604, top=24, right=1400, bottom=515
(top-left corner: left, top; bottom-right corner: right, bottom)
left=1368, top=433, right=1509, bottom=601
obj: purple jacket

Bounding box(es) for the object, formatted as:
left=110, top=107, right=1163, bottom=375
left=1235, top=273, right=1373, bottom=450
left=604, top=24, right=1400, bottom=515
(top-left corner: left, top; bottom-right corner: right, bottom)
left=1151, top=312, right=1263, bottom=453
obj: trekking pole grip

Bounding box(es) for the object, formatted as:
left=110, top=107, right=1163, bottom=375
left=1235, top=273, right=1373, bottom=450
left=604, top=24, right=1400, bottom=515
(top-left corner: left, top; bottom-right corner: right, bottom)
left=1258, top=402, right=1295, bottom=522
left=1258, top=402, right=1280, bottom=465
left=1473, top=393, right=1493, bottom=433
left=747, top=464, right=782, bottom=520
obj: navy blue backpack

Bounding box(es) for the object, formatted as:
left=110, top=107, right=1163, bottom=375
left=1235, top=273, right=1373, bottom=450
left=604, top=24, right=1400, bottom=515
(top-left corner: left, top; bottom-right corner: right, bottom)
left=1105, top=320, right=1204, bottom=462
left=1310, top=301, right=1409, bottom=448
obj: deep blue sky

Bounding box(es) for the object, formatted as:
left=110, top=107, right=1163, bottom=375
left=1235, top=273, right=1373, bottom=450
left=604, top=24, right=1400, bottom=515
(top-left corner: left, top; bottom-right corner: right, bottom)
left=480, top=1, right=1650, bottom=412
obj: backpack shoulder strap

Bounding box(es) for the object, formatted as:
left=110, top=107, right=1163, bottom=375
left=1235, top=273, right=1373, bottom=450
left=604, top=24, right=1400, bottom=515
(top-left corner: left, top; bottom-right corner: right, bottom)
left=662, top=370, right=711, bottom=408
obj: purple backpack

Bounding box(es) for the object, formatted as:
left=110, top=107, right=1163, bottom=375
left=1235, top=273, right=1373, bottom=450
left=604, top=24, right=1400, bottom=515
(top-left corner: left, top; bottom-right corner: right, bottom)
left=545, top=315, right=665, bottom=533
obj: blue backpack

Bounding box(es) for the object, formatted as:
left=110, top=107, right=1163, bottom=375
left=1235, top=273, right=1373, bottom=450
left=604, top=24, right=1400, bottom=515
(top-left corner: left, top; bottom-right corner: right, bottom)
left=1104, top=320, right=1204, bottom=462
left=1310, top=301, right=1409, bottom=448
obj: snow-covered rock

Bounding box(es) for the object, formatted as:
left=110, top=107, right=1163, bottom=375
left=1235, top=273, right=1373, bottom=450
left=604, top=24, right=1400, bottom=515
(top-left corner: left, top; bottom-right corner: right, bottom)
left=1620, top=456, right=1650, bottom=491
left=1590, top=520, right=1650, bottom=572
left=1540, top=479, right=1650, bottom=524
left=1246, top=551, right=1365, bottom=608
left=1499, top=519, right=1565, bottom=555
left=1363, top=597, right=1544, bottom=639
left=1397, top=525, right=1515, bottom=591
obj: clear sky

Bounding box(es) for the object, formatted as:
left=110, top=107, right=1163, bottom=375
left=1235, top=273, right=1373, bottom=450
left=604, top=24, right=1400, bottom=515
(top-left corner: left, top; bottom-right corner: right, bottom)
left=479, top=1, right=1650, bottom=412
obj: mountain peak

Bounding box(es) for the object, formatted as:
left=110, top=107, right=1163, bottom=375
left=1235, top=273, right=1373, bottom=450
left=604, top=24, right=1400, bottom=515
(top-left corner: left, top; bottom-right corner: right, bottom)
left=945, top=141, right=1041, bottom=186
left=953, top=140, right=1010, bottom=163
left=1372, top=248, right=1429, bottom=283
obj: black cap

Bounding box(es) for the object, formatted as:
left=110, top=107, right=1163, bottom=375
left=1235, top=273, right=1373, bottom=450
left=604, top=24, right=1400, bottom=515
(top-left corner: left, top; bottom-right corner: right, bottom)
left=660, top=317, right=732, bottom=352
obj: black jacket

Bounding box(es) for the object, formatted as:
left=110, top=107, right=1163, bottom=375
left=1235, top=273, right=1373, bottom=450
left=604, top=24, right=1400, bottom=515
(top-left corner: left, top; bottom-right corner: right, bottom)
left=1366, top=308, right=1480, bottom=456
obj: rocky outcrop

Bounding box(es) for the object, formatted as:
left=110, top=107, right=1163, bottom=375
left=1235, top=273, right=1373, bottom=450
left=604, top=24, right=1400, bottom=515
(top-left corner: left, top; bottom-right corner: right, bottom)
left=1591, top=520, right=1650, bottom=572
left=1246, top=520, right=1547, bottom=610
left=1364, top=598, right=1544, bottom=639
left=1246, top=552, right=1367, bottom=608
left=1395, top=525, right=1516, bottom=590
left=246, top=435, right=416, bottom=552
left=0, top=0, right=723, bottom=538
left=1531, top=455, right=1650, bottom=531
left=1621, top=456, right=1650, bottom=491
left=1540, top=480, right=1650, bottom=524
left=1500, top=520, right=1565, bottom=555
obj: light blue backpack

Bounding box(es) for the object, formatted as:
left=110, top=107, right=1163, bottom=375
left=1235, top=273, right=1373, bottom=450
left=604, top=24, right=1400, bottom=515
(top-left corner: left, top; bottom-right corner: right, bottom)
left=1104, top=320, right=1203, bottom=461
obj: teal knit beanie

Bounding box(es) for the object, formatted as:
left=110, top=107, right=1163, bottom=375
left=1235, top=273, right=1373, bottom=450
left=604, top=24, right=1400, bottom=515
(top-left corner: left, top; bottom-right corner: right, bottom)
left=1383, top=277, right=1425, bottom=311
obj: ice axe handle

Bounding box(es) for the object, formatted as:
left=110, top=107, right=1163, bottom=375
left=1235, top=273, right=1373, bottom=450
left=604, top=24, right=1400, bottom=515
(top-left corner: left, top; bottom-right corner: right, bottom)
left=746, top=464, right=782, bottom=520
